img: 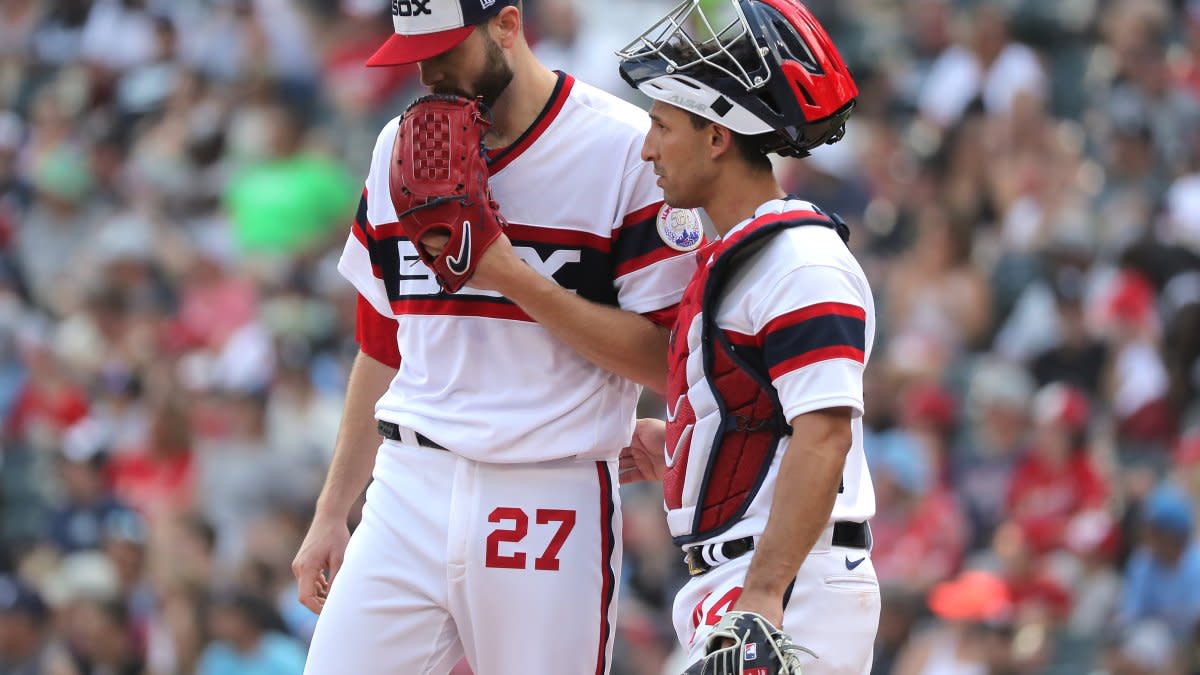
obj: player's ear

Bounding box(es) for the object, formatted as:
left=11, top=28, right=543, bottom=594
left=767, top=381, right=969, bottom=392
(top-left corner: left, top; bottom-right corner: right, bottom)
left=708, top=123, right=735, bottom=162
left=491, top=6, right=523, bottom=50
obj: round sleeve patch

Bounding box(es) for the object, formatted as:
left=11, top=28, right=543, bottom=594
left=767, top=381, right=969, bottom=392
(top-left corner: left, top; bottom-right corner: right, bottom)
left=657, top=205, right=704, bottom=252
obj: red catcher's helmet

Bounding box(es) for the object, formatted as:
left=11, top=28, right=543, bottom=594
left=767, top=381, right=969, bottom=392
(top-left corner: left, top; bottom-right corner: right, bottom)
left=617, top=0, right=858, bottom=157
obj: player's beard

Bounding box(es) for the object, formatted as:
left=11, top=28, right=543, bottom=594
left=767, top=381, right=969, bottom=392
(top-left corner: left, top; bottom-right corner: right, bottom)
left=435, top=34, right=513, bottom=111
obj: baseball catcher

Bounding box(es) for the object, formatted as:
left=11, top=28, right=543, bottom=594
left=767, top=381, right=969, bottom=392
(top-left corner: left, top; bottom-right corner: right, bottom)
left=389, top=94, right=507, bottom=293
left=616, top=0, right=881, bottom=674
left=684, top=611, right=815, bottom=675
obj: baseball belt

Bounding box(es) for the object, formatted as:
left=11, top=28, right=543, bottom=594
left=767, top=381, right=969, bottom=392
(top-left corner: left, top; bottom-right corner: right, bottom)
left=377, top=420, right=448, bottom=451
left=685, top=522, right=871, bottom=576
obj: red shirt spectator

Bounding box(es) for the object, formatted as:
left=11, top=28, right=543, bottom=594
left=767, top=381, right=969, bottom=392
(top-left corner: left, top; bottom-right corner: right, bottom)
left=867, top=430, right=968, bottom=590
left=108, top=449, right=194, bottom=516
left=1006, top=383, right=1107, bottom=553
left=5, top=344, right=88, bottom=445
left=108, top=396, right=195, bottom=516
left=1007, top=453, right=1107, bottom=551
left=872, top=486, right=968, bottom=590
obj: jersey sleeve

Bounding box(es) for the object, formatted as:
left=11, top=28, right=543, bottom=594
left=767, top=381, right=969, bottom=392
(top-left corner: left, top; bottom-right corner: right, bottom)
left=748, top=264, right=870, bottom=421
left=356, top=293, right=401, bottom=368
left=609, top=160, right=700, bottom=314
left=337, top=120, right=400, bottom=319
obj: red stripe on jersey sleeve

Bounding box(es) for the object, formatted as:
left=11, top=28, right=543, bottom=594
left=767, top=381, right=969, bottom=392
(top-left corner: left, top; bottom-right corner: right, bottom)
left=390, top=298, right=534, bottom=322
left=763, top=302, right=866, bottom=334
left=619, top=202, right=663, bottom=230
left=505, top=223, right=611, bottom=252
left=767, top=345, right=865, bottom=379
left=612, top=201, right=703, bottom=277
left=350, top=189, right=386, bottom=281
left=371, top=221, right=408, bottom=241
left=356, top=294, right=401, bottom=368
left=614, top=246, right=682, bottom=278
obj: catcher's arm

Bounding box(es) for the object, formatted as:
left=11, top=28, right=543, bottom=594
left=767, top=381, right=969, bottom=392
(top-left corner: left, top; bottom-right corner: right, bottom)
left=734, top=407, right=853, bottom=626
left=426, top=234, right=670, bottom=395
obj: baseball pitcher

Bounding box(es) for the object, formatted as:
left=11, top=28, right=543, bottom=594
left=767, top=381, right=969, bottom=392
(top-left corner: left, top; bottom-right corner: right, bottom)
left=292, top=2, right=703, bottom=673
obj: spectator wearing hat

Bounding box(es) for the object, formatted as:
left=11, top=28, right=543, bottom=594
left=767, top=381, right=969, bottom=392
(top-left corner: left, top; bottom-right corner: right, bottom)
left=892, top=570, right=1017, bottom=675
left=43, top=419, right=132, bottom=554
left=1101, top=270, right=1177, bottom=448
left=896, top=380, right=958, bottom=484
left=1116, top=483, right=1200, bottom=643
left=0, top=575, right=72, bottom=675
left=1005, top=383, right=1108, bottom=555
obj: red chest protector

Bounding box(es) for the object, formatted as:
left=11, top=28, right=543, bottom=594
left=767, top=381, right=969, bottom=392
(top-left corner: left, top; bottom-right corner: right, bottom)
left=664, top=209, right=848, bottom=545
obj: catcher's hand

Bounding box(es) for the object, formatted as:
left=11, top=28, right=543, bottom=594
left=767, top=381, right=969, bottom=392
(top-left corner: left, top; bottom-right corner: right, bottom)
left=683, top=611, right=815, bottom=675
left=389, top=94, right=506, bottom=293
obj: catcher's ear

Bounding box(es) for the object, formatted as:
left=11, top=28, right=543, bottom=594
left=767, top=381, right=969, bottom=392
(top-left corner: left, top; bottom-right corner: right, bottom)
left=708, top=124, right=736, bottom=163
left=490, top=5, right=523, bottom=50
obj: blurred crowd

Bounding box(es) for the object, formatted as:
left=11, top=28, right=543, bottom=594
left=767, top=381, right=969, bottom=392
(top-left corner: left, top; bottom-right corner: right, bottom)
left=0, top=0, right=1198, bottom=674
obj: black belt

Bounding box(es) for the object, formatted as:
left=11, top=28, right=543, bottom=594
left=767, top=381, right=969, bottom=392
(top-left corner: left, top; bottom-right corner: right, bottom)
left=684, top=522, right=870, bottom=577
left=377, top=420, right=447, bottom=451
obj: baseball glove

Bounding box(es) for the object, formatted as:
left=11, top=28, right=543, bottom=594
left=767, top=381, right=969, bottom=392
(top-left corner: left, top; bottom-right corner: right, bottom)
left=682, top=611, right=815, bottom=675
left=389, top=94, right=506, bottom=293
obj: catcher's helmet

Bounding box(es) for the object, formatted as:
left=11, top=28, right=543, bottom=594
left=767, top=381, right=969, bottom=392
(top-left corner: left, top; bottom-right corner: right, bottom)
left=617, top=0, right=857, bottom=157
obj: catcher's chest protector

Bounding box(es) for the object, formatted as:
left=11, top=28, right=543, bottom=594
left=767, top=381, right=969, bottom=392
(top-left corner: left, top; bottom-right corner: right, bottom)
left=664, top=211, right=848, bottom=545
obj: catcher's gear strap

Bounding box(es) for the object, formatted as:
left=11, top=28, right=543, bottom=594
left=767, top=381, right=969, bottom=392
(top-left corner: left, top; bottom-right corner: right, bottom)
left=388, top=94, right=507, bottom=293
left=678, top=208, right=848, bottom=545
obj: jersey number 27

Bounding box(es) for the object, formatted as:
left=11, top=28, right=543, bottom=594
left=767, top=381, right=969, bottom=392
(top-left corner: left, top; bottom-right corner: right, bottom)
left=485, top=507, right=576, bottom=571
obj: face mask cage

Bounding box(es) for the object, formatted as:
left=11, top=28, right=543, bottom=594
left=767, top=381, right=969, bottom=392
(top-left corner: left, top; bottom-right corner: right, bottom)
left=616, top=0, right=773, bottom=94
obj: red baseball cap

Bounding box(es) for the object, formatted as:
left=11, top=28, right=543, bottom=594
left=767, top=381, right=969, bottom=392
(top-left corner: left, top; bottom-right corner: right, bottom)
left=1032, top=382, right=1091, bottom=432
left=928, top=571, right=1013, bottom=622
left=367, top=0, right=519, bottom=67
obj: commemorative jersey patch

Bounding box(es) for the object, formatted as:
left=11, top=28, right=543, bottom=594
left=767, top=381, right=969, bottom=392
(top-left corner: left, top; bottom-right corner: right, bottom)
left=657, top=205, right=704, bottom=251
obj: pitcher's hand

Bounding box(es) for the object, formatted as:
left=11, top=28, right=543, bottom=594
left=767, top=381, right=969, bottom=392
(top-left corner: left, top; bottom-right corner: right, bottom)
left=291, top=514, right=351, bottom=614
left=619, top=418, right=667, bottom=484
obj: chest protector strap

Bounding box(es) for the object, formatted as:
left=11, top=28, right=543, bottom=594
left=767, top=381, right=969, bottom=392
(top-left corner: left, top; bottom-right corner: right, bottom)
left=684, top=211, right=849, bottom=544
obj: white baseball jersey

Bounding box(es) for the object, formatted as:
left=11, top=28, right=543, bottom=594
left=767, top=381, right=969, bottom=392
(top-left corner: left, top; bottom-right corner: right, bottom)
left=310, top=73, right=699, bottom=675
left=338, top=73, right=702, bottom=463
left=664, top=198, right=876, bottom=544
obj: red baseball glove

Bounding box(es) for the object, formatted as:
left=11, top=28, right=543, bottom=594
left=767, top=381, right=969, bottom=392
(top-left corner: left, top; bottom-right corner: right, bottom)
left=389, top=95, right=506, bottom=293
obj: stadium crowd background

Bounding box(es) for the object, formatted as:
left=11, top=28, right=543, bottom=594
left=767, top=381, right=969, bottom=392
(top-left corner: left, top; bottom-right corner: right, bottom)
left=1, top=0, right=1199, bottom=673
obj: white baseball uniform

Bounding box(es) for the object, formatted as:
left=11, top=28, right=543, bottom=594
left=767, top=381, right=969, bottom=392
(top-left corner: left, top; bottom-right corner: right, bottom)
left=664, top=199, right=881, bottom=674
left=304, top=73, right=702, bottom=675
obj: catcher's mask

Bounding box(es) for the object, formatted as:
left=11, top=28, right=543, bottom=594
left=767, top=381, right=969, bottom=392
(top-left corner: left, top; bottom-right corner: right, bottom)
left=617, top=0, right=857, bottom=157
